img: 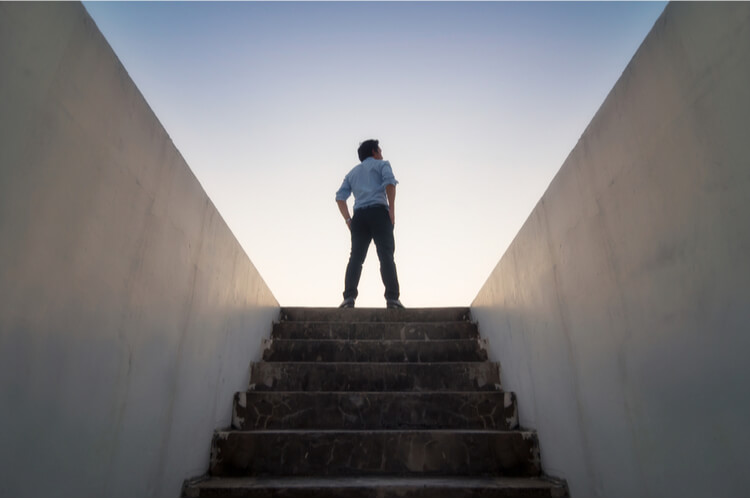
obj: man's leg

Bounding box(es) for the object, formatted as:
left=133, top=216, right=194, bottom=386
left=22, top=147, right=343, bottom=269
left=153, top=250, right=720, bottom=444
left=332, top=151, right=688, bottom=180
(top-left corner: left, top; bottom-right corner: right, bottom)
left=343, top=213, right=371, bottom=301
left=371, top=207, right=400, bottom=301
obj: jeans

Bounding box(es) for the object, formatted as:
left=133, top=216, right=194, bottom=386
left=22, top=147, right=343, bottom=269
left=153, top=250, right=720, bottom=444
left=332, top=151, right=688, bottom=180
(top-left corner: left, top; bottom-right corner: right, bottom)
left=343, top=205, right=400, bottom=301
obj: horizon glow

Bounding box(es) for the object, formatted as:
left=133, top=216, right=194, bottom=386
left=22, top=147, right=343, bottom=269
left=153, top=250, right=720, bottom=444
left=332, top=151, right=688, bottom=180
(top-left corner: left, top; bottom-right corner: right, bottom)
left=83, top=1, right=667, bottom=307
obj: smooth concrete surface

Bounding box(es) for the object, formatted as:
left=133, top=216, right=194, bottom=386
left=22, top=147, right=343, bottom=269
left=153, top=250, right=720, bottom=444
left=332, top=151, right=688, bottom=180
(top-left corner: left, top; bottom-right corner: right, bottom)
left=0, top=3, right=278, bottom=496
left=471, top=2, right=750, bottom=496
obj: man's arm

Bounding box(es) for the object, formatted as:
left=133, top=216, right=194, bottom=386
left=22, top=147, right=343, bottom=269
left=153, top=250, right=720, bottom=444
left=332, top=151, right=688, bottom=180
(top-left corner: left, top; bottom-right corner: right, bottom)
left=386, top=184, right=396, bottom=226
left=337, top=199, right=352, bottom=231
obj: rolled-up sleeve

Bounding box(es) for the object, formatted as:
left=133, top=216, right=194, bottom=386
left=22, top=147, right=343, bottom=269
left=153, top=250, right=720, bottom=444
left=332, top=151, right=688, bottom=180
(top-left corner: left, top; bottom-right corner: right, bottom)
left=335, top=176, right=352, bottom=201
left=380, top=161, right=398, bottom=188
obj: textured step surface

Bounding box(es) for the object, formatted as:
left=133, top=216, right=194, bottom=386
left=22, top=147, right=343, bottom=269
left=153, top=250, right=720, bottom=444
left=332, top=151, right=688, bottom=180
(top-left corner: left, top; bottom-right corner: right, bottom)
left=272, top=320, right=480, bottom=341
left=262, top=338, right=488, bottom=362
left=250, top=362, right=502, bottom=391
left=183, top=305, right=567, bottom=497
left=184, top=475, right=568, bottom=497
left=210, top=430, right=541, bottom=477
left=280, top=307, right=470, bottom=323
left=233, top=391, right=518, bottom=430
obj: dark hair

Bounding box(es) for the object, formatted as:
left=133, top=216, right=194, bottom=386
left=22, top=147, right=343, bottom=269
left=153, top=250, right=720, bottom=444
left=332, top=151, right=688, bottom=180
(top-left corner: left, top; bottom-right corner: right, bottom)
left=357, top=139, right=379, bottom=162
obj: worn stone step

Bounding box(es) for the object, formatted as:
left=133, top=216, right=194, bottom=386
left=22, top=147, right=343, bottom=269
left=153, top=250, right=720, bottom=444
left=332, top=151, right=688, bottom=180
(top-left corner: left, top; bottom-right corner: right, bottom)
left=280, top=307, right=470, bottom=323
left=249, top=362, right=502, bottom=391
left=272, top=320, right=479, bottom=341
left=183, top=475, right=568, bottom=497
left=261, top=339, right=488, bottom=362
left=233, top=391, right=518, bottom=431
left=209, top=429, right=540, bottom=477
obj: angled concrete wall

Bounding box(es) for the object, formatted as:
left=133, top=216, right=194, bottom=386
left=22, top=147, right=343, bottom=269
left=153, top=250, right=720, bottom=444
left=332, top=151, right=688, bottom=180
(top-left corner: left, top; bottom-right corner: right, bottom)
left=472, top=2, right=750, bottom=496
left=0, top=3, right=278, bottom=496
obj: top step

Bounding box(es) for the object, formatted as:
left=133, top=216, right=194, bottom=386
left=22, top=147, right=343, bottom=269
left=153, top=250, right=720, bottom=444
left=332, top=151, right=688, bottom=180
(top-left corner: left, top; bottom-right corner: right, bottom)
left=280, top=307, right=471, bottom=323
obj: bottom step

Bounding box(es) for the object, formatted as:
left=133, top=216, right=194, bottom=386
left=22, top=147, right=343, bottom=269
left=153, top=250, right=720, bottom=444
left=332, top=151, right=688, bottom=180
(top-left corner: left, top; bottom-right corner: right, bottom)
left=210, top=430, right=540, bottom=476
left=184, top=475, right=568, bottom=497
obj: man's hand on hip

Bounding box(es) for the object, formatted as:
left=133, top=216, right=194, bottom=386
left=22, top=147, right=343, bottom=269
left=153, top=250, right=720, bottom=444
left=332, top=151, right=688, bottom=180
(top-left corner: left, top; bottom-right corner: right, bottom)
left=385, top=184, right=396, bottom=227
left=337, top=199, right=352, bottom=231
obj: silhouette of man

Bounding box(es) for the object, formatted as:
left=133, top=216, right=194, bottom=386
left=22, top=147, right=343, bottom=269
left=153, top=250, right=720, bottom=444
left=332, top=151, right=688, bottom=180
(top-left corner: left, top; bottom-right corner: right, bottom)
left=335, top=139, right=404, bottom=309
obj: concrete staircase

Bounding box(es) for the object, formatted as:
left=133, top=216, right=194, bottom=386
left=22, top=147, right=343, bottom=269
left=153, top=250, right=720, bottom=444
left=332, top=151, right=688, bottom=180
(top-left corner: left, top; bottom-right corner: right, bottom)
left=183, top=307, right=567, bottom=497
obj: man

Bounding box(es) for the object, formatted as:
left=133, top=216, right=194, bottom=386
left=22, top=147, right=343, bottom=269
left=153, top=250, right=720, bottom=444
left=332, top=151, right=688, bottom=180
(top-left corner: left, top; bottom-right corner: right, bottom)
left=335, top=139, right=404, bottom=309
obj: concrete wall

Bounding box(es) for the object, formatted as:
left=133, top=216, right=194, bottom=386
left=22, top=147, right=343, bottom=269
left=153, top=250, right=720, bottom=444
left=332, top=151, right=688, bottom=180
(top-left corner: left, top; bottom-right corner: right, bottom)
left=471, top=2, right=750, bottom=497
left=0, top=3, right=279, bottom=496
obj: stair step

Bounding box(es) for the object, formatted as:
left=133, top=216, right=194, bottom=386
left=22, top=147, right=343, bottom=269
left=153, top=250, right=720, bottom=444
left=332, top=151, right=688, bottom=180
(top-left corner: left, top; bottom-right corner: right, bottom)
left=184, top=306, right=567, bottom=496
left=183, top=475, right=567, bottom=497
left=261, top=339, right=488, bottom=362
left=272, top=320, right=479, bottom=340
left=233, top=391, right=518, bottom=430
left=250, top=362, right=501, bottom=391
left=280, top=307, right=470, bottom=323
left=209, top=429, right=541, bottom=477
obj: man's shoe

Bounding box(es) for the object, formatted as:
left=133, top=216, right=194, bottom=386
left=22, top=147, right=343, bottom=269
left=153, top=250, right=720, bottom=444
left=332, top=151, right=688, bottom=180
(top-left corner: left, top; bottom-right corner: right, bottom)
left=386, top=299, right=405, bottom=309
left=339, top=298, right=355, bottom=308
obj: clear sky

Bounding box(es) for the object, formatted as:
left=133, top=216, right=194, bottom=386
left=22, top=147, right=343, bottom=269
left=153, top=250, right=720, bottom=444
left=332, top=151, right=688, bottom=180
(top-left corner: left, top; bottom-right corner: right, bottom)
left=83, top=1, right=667, bottom=308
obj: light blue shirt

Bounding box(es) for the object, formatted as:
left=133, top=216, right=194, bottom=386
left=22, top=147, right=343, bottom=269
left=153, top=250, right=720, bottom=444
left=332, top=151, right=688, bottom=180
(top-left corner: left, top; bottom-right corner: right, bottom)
left=335, top=157, right=399, bottom=211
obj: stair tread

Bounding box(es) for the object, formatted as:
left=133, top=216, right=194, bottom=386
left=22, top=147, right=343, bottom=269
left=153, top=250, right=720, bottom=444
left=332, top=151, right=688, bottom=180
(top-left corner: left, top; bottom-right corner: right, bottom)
left=280, top=307, right=471, bottom=323
left=250, top=361, right=501, bottom=391
left=272, top=321, right=479, bottom=340
left=233, top=390, right=518, bottom=430
left=254, top=361, right=497, bottom=366
left=187, top=475, right=564, bottom=489
left=218, top=429, right=532, bottom=435
left=282, top=307, right=469, bottom=313
left=238, top=390, right=508, bottom=394
left=263, top=344, right=488, bottom=362
left=277, top=320, right=474, bottom=325
left=266, top=338, right=482, bottom=343
left=210, top=430, right=541, bottom=477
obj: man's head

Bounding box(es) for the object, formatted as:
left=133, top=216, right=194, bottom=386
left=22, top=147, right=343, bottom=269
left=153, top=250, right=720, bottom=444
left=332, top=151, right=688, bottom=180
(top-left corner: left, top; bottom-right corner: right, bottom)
left=358, top=139, right=382, bottom=162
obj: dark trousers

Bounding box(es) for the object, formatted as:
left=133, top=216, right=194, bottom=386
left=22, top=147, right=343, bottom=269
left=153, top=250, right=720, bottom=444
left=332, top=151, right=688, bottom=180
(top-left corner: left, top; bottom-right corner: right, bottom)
left=343, top=205, right=400, bottom=301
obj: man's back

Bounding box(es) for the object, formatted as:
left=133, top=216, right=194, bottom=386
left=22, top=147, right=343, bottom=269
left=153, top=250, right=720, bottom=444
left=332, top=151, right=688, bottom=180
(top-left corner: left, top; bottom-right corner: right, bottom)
left=335, top=139, right=403, bottom=309
left=337, top=157, right=398, bottom=211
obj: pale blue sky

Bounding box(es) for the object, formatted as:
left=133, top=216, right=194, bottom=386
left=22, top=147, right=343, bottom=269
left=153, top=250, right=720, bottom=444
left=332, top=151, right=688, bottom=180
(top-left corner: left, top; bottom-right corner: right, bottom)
left=83, top=1, right=667, bottom=307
